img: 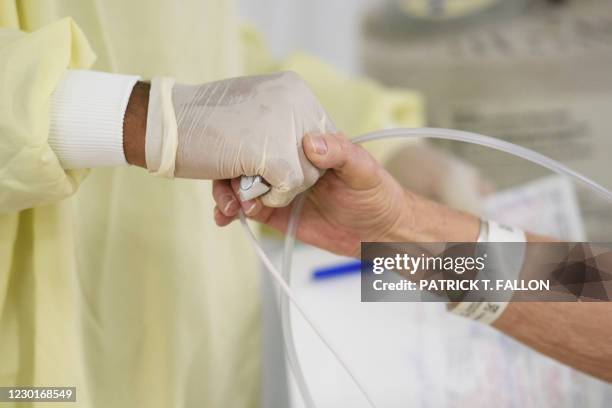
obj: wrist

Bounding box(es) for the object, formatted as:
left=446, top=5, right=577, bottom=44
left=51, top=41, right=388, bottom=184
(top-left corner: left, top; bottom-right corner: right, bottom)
left=123, top=81, right=150, bottom=168
left=384, top=190, right=480, bottom=242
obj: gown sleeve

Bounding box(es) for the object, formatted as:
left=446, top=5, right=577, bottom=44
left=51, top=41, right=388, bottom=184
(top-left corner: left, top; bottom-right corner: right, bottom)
left=0, top=17, right=96, bottom=213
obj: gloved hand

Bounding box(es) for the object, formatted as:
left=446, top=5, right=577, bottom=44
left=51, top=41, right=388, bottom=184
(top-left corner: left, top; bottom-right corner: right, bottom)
left=145, top=71, right=335, bottom=207
left=212, top=133, right=480, bottom=257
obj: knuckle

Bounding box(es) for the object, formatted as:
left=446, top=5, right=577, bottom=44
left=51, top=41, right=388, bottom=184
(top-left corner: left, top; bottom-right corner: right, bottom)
left=266, top=158, right=304, bottom=189
left=266, top=157, right=290, bottom=175
left=302, top=163, right=322, bottom=188
left=279, top=70, right=305, bottom=86
left=276, top=71, right=315, bottom=101
left=263, top=192, right=293, bottom=208
left=284, top=171, right=304, bottom=190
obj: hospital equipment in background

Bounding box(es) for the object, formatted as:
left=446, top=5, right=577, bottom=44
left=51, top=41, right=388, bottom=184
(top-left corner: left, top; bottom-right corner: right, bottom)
left=387, top=0, right=530, bottom=23
left=362, top=0, right=612, bottom=241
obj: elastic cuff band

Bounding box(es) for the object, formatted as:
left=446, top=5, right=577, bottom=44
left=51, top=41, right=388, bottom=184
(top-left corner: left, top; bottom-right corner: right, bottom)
left=145, top=77, right=177, bottom=178
left=49, top=70, right=140, bottom=169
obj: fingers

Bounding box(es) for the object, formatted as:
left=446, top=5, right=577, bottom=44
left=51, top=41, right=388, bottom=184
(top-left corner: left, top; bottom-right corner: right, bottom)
left=303, top=133, right=381, bottom=190
left=230, top=178, right=264, bottom=216
left=214, top=206, right=235, bottom=226
left=212, top=178, right=278, bottom=226
left=212, top=180, right=240, bottom=217
left=212, top=179, right=239, bottom=227
left=214, top=132, right=383, bottom=227
left=231, top=177, right=279, bottom=225
left=212, top=178, right=269, bottom=218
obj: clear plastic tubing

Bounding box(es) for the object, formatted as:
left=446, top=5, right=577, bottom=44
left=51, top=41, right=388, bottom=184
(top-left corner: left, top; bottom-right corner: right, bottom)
left=240, top=127, right=612, bottom=408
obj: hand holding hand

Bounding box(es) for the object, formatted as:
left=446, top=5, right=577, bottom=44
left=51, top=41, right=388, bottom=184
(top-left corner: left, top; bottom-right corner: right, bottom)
left=213, top=133, right=409, bottom=256
left=213, top=131, right=481, bottom=256
left=146, top=72, right=334, bottom=207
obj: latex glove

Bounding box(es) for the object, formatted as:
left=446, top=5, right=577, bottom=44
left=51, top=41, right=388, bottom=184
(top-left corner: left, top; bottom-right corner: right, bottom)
left=146, top=72, right=335, bottom=207
left=212, top=133, right=479, bottom=257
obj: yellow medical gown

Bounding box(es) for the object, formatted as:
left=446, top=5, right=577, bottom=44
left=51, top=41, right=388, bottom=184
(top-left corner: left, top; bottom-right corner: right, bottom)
left=0, top=1, right=422, bottom=407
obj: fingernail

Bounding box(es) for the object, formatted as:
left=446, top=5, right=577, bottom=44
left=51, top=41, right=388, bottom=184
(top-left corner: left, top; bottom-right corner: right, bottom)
left=243, top=200, right=259, bottom=215
left=222, top=196, right=238, bottom=215
left=309, top=135, right=328, bottom=155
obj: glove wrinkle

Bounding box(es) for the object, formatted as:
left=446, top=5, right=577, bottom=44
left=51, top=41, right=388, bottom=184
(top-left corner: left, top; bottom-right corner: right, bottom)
left=146, top=72, right=334, bottom=206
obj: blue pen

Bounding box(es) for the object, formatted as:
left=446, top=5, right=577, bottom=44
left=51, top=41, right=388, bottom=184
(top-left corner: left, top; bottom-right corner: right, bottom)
left=312, top=260, right=372, bottom=280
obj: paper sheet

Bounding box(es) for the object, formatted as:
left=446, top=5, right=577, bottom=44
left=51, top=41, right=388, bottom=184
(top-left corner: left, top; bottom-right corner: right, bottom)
left=483, top=175, right=586, bottom=241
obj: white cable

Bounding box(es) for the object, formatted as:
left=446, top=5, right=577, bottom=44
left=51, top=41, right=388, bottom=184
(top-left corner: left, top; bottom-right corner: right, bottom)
left=279, top=195, right=318, bottom=408
left=243, top=127, right=612, bottom=408
left=239, top=212, right=378, bottom=408
left=353, top=128, right=612, bottom=203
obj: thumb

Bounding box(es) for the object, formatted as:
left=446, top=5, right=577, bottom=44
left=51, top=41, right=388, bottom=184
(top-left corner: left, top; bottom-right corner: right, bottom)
left=303, top=133, right=381, bottom=190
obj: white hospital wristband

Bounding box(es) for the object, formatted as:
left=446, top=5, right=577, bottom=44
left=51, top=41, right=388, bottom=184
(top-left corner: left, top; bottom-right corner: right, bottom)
left=448, top=220, right=526, bottom=324
left=488, top=220, right=527, bottom=243
left=49, top=70, right=140, bottom=169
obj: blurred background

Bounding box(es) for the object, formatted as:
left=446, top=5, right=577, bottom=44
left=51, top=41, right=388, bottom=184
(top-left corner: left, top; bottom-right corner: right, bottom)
left=240, top=1, right=612, bottom=407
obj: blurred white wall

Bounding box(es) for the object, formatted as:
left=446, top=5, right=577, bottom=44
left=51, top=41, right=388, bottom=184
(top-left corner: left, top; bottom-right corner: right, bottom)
left=238, top=0, right=378, bottom=74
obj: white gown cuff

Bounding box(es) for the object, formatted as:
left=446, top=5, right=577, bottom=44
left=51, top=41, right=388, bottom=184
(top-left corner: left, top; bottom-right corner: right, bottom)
left=49, top=70, right=140, bottom=169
